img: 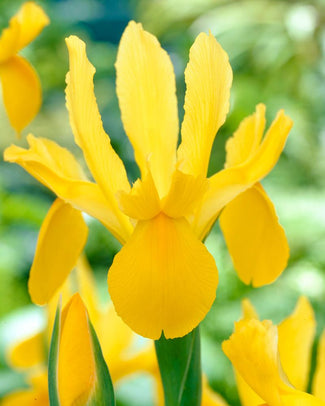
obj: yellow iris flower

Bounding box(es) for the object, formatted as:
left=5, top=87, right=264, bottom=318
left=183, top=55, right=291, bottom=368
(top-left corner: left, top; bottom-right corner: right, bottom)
left=0, top=2, right=49, bottom=134
left=4, top=21, right=292, bottom=339
left=1, top=259, right=157, bottom=406
left=222, top=297, right=325, bottom=406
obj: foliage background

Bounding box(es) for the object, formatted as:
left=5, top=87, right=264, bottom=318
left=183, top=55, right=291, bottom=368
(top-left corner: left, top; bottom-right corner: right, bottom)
left=0, top=0, right=325, bottom=404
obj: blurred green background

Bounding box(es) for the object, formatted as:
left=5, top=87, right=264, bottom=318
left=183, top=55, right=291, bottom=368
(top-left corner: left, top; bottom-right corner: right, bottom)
left=0, top=0, right=325, bottom=404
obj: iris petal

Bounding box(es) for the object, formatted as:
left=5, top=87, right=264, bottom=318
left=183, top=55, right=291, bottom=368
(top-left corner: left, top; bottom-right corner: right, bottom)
left=177, top=32, right=232, bottom=177
left=219, top=184, right=289, bottom=287
left=116, top=21, right=178, bottom=197
left=108, top=213, right=218, bottom=339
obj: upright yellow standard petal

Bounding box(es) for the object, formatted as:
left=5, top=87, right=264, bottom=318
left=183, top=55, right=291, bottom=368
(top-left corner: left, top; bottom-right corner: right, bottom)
left=108, top=213, right=218, bottom=339
left=225, top=104, right=266, bottom=168
left=312, top=331, right=325, bottom=400
left=162, top=170, right=208, bottom=218
left=194, top=109, right=293, bottom=239
left=115, top=21, right=179, bottom=197
left=58, top=294, right=96, bottom=406
left=15, top=1, right=50, bottom=50
left=177, top=32, right=232, bottom=177
left=219, top=184, right=289, bottom=286
left=4, top=135, right=132, bottom=243
left=8, top=332, right=44, bottom=369
left=29, top=198, right=88, bottom=305
left=118, top=170, right=161, bottom=220
left=65, top=35, right=130, bottom=213
left=0, top=55, right=41, bottom=133
left=278, top=297, right=316, bottom=392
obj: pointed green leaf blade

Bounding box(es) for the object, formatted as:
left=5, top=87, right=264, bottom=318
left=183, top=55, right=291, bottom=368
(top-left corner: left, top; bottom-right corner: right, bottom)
left=87, top=320, right=115, bottom=406
left=48, top=301, right=61, bottom=406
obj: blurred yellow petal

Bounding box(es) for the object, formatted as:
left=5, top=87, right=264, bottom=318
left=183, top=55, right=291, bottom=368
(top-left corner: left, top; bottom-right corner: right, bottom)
left=118, top=170, right=161, bottom=220
left=58, top=294, right=96, bottom=406
left=8, top=332, right=44, bottom=369
left=194, top=109, right=293, bottom=239
left=222, top=319, right=293, bottom=406
left=219, top=184, right=289, bottom=286
left=0, top=19, right=19, bottom=63
left=15, top=1, right=49, bottom=50
left=241, top=298, right=259, bottom=320
left=225, top=104, right=266, bottom=168
left=65, top=36, right=131, bottom=225
left=278, top=297, right=316, bottom=392
left=75, top=256, right=100, bottom=324
left=2, top=370, right=49, bottom=405
left=0, top=55, right=41, bottom=133
left=202, top=375, right=229, bottom=406
left=312, top=331, right=325, bottom=400
left=177, top=32, right=232, bottom=177
left=108, top=213, right=218, bottom=339
left=4, top=135, right=132, bottom=243
left=1, top=390, right=47, bottom=406
left=116, top=21, right=178, bottom=197
left=162, top=170, right=208, bottom=218
left=111, top=345, right=157, bottom=382
left=29, top=199, right=88, bottom=305
left=97, top=302, right=133, bottom=367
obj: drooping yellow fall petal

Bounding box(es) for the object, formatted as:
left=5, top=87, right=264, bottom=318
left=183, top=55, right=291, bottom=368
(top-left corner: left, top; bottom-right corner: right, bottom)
left=4, top=135, right=133, bottom=243
left=177, top=32, right=232, bottom=177
left=162, top=170, right=208, bottom=218
left=312, top=331, right=325, bottom=400
left=14, top=1, right=50, bottom=50
left=278, top=297, right=316, bottom=392
left=8, top=332, right=45, bottom=369
left=58, top=294, right=96, bottom=406
left=223, top=319, right=325, bottom=406
left=225, top=104, right=266, bottom=168
left=108, top=213, right=218, bottom=339
left=194, top=109, right=293, bottom=239
left=65, top=35, right=131, bottom=225
left=115, top=21, right=179, bottom=197
left=28, top=199, right=88, bottom=305
left=118, top=170, right=161, bottom=220
left=0, top=55, right=41, bottom=133
left=219, top=183, right=289, bottom=287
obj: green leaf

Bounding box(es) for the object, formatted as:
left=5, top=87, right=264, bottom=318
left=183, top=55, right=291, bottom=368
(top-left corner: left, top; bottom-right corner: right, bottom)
left=48, top=296, right=115, bottom=406
left=88, top=320, right=115, bottom=405
left=155, top=327, right=202, bottom=406
left=48, top=301, right=61, bottom=406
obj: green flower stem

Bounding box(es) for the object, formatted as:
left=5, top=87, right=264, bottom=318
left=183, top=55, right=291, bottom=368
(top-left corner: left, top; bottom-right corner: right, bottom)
left=155, top=327, right=202, bottom=406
